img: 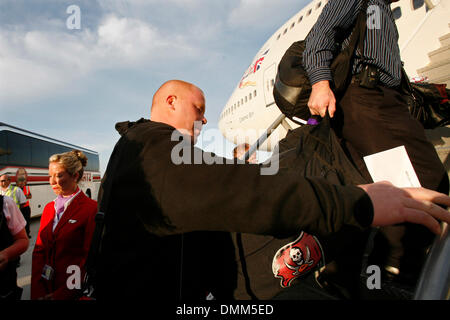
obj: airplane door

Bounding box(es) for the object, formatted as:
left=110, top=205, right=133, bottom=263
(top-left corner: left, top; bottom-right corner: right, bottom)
left=263, top=63, right=277, bottom=107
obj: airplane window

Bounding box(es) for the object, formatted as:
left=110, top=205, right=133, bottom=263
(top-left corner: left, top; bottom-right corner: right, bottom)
left=290, top=22, right=295, bottom=29
left=298, top=16, right=303, bottom=23
left=245, top=96, right=247, bottom=103
left=277, top=34, right=281, bottom=40
left=254, top=90, right=257, bottom=97
left=283, top=28, right=287, bottom=35
left=249, top=93, right=252, bottom=100
left=316, top=2, right=321, bottom=9
left=413, top=0, right=424, bottom=10
left=271, top=79, right=275, bottom=87
left=392, top=7, right=401, bottom=20
left=307, top=9, right=312, bottom=16
left=238, top=101, right=240, bottom=107
left=241, top=98, right=244, bottom=105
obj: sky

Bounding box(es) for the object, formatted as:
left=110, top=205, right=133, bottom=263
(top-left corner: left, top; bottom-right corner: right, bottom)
left=0, top=0, right=310, bottom=174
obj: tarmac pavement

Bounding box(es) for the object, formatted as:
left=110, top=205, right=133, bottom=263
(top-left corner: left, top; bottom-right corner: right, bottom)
left=17, top=216, right=41, bottom=300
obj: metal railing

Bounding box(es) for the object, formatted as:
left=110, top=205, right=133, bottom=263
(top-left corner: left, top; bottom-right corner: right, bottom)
left=414, top=222, right=450, bottom=300
left=244, top=113, right=286, bottom=161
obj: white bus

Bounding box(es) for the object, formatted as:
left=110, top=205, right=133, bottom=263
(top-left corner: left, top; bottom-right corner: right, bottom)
left=0, top=122, right=101, bottom=218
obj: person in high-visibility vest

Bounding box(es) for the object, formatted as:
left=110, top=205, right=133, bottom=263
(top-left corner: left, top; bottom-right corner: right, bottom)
left=17, top=177, right=32, bottom=239
left=0, top=175, right=26, bottom=211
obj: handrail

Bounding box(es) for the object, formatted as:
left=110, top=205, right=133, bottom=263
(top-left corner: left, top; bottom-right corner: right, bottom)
left=244, top=113, right=286, bottom=161
left=413, top=222, right=450, bottom=300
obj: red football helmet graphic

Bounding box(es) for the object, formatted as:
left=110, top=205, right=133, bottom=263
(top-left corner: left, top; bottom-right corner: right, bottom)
left=272, top=232, right=324, bottom=288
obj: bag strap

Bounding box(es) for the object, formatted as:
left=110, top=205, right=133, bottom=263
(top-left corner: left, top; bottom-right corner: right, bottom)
left=81, top=170, right=115, bottom=297
left=330, top=0, right=369, bottom=94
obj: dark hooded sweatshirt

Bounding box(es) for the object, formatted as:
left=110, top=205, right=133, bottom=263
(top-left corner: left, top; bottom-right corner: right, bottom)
left=94, top=119, right=373, bottom=300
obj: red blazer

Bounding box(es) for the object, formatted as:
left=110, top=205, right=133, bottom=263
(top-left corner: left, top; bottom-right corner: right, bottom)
left=31, top=190, right=97, bottom=300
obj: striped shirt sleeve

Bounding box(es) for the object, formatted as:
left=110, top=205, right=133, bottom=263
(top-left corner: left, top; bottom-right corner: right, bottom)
left=303, top=0, right=361, bottom=86
left=303, top=0, right=403, bottom=88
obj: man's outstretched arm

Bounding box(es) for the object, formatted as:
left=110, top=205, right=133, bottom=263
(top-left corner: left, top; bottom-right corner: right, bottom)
left=359, top=181, right=450, bottom=235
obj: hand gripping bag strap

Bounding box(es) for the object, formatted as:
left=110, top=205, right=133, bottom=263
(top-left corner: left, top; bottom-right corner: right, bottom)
left=274, top=0, right=369, bottom=120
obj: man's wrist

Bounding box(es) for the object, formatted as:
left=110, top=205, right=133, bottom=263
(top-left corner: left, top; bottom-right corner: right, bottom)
left=307, top=67, right=333, bottom=86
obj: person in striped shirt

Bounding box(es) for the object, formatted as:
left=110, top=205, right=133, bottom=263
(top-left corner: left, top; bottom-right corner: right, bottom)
left=303, top=0, right=448, bottom=297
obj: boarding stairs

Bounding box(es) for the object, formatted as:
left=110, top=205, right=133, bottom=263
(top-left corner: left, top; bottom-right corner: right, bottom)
left=418, top=24, right=450, bottom=87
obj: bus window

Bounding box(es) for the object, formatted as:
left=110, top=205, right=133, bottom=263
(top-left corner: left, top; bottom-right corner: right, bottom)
left=48, top=144, right=70, bottom=159
left=7, top=131, right=31, bottom=167
left=86, top=153, right=100, bottom=172
left=31, top=138, right=50, bottom=168
left=0, top=131, right=8, bottom=165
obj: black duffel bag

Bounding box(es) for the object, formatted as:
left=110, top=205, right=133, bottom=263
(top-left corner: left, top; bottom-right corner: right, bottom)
left=265, top=116, right=417, bottom=299
left=405, top=81, right=450, bottom=129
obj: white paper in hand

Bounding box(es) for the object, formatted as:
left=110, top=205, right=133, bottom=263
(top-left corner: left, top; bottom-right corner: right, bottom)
left=363, top=146, right=421, bottom=188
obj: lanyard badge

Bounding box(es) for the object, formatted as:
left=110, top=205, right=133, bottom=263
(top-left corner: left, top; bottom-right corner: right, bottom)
left=41, top=264, right=55, bottom=281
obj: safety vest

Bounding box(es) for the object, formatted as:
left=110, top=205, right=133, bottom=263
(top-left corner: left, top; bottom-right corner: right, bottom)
left=21, top=186, right=30, bottom=208
left=4, top=186, right=20, bottom=209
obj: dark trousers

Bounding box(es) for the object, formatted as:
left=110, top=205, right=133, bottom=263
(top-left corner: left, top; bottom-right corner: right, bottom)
left=332, top=83, right=449, bottom=281
left=20, top=206, right=31, bottom=236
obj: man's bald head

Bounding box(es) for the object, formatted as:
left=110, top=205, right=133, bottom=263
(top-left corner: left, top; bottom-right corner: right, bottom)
left=150, top=80, right=207, bottom=143
left=152, top=80, right=200, bottom=110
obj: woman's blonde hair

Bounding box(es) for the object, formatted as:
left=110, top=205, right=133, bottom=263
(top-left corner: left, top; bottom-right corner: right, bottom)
left=49, top=149, right=88, bottom=182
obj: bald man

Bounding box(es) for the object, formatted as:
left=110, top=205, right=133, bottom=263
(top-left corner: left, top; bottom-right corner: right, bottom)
left=151, top=80, right=207, bottom=144
left=94, top=80, right=450, bottom=300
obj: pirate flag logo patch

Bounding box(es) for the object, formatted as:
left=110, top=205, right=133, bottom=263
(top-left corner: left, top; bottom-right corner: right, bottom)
left=272, top=232, right=324, bottom=288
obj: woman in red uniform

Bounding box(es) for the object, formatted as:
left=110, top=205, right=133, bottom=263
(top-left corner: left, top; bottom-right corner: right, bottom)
left=31, top=150, right=97, bottom=300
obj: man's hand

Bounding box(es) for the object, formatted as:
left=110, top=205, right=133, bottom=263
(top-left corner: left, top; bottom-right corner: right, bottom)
left=358, top=181, right=450, bottom=235
left=308, top=80, right=337, bottom=118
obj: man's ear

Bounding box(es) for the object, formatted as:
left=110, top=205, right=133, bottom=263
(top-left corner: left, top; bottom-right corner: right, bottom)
left=167, top=95, right=176, bottom=110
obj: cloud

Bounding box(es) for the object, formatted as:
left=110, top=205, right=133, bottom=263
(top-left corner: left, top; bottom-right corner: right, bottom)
left=228, top=0, right=305, bottom=29
left=97, top=15, right=169, bottom=62
left=0, top=13, right=199, bottom=105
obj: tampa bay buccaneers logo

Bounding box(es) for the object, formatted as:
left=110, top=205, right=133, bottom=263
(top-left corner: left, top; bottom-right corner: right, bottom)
left=272, top=232, right=324, bottom=288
